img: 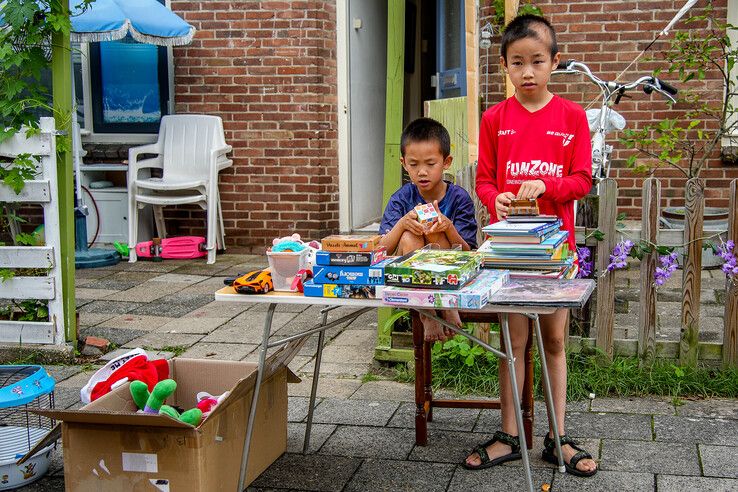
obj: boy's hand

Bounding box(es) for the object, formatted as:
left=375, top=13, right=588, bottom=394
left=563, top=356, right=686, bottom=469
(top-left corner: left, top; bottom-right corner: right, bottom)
left=426, top=200, right=450, bottom=234
left=494, top=192, right=517, bottom=220
left=517, top=179, right=546, bottom=200
left=399, top=208, right=425, bottom=236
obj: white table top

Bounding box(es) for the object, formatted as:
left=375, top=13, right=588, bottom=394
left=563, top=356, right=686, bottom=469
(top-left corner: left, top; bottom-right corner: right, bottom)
left=215, top=286, right=558, bottom=315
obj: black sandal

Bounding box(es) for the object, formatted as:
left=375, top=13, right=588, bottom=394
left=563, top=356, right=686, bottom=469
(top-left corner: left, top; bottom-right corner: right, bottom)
left=462, top=430, right=522, bottom=470
left=541, top=434, right=598, bottom=477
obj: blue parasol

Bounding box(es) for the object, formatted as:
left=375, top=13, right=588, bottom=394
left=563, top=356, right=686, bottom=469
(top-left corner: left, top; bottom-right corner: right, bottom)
left=70, top=0, right=195, bottom=46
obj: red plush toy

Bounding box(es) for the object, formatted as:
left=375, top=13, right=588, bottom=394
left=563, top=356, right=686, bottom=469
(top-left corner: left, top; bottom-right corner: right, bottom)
left=80, top=348, right=170, bottom=404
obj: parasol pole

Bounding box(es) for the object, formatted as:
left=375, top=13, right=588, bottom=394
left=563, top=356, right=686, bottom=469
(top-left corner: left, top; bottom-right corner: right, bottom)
left=51, top=0, right=77, bottom=343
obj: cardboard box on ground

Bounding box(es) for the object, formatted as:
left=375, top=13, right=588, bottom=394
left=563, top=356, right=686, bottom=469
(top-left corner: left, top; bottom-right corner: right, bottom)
left=33, top=341, right=303, bottom=491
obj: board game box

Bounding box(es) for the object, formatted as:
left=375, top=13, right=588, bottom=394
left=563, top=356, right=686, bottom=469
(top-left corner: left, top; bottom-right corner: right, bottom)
left=321, top=235, right=382, bottom=252
left=382, top=269, right=509, bottom=309
left=383, top=249, right=482, bottom=290
left=315, top=248, right=387, bottom=267
left=488, top=278, right=595, bottom=308
left=303, top=280, right=383, bottom=299
left=312, top=258, right=394, bottom=285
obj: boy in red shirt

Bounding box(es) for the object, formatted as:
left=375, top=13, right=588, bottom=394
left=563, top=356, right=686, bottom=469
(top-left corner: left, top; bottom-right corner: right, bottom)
left=466, top=14, right=597, bottom=476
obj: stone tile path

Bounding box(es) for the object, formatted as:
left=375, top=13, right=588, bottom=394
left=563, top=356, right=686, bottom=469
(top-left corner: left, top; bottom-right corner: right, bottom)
left=10, top=254, right=738, bottom=491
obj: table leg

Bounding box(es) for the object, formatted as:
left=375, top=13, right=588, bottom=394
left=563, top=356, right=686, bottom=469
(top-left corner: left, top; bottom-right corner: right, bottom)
left=238, top=303, right=276, bottom=492
left=523, top=322, right=534, bottom=449
left=500, top=313, right=534, bottom=492
left=532, top=313, right=565, bottom=473
left=303, top=308, right=329, bottom=454
left=423, top=339, right=433, bottom=422
left=412, top=310, right=428, bottom=446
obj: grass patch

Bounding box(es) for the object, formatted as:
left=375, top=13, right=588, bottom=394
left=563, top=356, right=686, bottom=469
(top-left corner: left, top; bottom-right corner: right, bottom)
left=149, top=345, right=188, bottom=357
left=394, top=335, right=738, bottom=401
left=361, top=373, right=380, bottom=383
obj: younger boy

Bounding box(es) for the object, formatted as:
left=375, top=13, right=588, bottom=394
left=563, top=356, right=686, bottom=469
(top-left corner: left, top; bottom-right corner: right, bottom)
left=467, top=15, right=597, bottom=476
left=379, top=117, right=478, bottom=342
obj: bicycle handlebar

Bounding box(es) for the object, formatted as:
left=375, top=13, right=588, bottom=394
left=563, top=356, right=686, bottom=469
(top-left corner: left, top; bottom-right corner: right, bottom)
left=553, top=60, right=677, bottom=103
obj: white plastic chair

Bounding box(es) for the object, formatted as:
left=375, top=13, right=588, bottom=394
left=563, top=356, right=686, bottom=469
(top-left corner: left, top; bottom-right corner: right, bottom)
left=127, top=115, right=232, bottom=264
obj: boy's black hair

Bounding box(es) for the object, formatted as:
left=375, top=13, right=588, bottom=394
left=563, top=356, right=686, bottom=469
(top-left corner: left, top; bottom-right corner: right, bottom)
left=400, top=117, right=451, bottom=159
left=501, top=14, right=558, bottom=62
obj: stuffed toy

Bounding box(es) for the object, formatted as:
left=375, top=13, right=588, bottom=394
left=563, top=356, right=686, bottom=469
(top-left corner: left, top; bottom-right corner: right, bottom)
left=81, top=348, right=169, bottom=404
left=304, top=240, right=321, bottom=269
left=195, top=390, right=230, bottom=419
left=271, top=233, right=306, bottom=253
left=130, top=379, right=203, bottom=426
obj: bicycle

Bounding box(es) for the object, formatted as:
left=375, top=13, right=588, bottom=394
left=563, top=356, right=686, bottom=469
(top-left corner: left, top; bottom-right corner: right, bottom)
left=552, top=60, right=678, bottom=192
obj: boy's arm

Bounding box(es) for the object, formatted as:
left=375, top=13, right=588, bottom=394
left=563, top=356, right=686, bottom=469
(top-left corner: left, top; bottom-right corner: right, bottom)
left=426, top=198, right=476, bottom=251
left=378, top=200, right=424, bottom=253
left=538, top=111, right=593, bottom=202
left=475, top=114, right=501, bottom=212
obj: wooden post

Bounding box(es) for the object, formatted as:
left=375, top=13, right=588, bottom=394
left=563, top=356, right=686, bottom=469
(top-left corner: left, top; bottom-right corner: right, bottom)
left=639, top=178, right=660, bottom=363
left=680, top=177, right=704, bottom=366
left=504, top=0, right=520, bottom=98
left=723, top=179, right=738, bottom=367
left=382, top=0, right=405, bottom=209
left=465, top=0, right=479, bottom=165
left=595, top=179, right=617, bottom=358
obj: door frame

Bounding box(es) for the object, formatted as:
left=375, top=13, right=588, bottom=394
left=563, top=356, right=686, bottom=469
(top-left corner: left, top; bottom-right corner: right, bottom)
left=337, top=0, right=351, bottom=233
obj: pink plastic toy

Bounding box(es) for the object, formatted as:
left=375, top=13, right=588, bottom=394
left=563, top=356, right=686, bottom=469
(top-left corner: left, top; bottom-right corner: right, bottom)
left=135, top=236, right=207, bottom=259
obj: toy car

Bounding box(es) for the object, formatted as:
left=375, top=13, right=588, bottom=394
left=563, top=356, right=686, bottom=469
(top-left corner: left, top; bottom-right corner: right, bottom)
left=232, top=269, right=273, bottom=294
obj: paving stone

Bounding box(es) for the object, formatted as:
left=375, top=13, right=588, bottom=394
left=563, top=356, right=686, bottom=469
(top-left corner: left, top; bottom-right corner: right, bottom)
left=180, top=342, right=255, bottom=361
left=126, top=260, right=183, bottom=272
left=82, top=278, right=140, bottom=291
left=388, top=402, right=480, bottom=432
left=448, top=462, right=553, bottom=491
left=248, top=302, right=312, bottom=313
left=77, top=312, right=116, bottom=327
left=177, top=276, right=233, bottom=294
left=100, top=348, right=174, bottom=362
left=677, top=398, right=738, bottom=420
left=79, top=326, right=147, bottom=347
left=552, top=470, right=654, bottom=491
left=287, top=422, right=337, bottom=454
left=287, top=355, right=311, bottom=373
left=54, top=385, right=83, bottom=409
left=473, top=406, right=503, bottom=432
left=700, top=445, right=738, bottom=478
left=590, top=397, right=676, bottom=415
left=409, top=429, right=493, bottom=464
left=349, top=380, right=414, bottom=402
left=75, top=287, right=120, bottom=300
left=319, top=344, right=375, bottom=365
left=287, top=376, right=362, bottom=399
left=155, top=317, right=228, bottom=334
left=55, top=370, right=96, bottom=388
left=185, top=300, right=251, bottom=319
left=45, top=365, right=83, bottom=383
left=319, top=425, right=415, bottom=459
left=473, top=401, right=589, bottom=435
left=298, top=361, right=373, bottom=378
left=345, top=459, right=455, bottom=492
left=600, top=439, right=699, bottom=475
left=544, top=412, right=653, bottom=441
left=655, top=415, right=738, bottom=445
left=150, top=273, right=210, bottom=284
left=15, top=476, right=67, bottom=491
left=130, top=293, right=214, bottom=317
left=288, top=396, right=312, bottom=422
left=123, top=332, right=202, bottom=350
left=98, top=314, right=173, bottom=330
left=171, top=261, right=237, bottom=276
left=203, top=311, right=297, bottom=344
left=78, top=300, right=145, bottom=314
left=344, top=309, right=380, bottom=331
left=330, top=329, right=377, bottom=347
left=312, top=398, right=399, bottom=426
left=656, top=474, right=738, bottom=491
left=103, top=281, right=188, bottom=302
left=251, top=453, right=361, bottom=492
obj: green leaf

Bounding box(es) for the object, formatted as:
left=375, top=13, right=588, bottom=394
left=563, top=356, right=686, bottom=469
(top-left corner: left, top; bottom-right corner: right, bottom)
left=592, top=230, right=605, bottom=241
left=616, top=212, right=628, bottom=221
left=464, top=354, right=475, bottom=366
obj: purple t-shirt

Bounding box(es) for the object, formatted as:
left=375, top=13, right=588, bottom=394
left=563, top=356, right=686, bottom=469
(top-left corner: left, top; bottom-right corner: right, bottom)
left=379, top=181, right=478, bottom=249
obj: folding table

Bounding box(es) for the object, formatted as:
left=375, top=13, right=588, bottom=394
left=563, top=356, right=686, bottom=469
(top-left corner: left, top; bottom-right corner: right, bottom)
left=215, top=277, right=594, bottom=492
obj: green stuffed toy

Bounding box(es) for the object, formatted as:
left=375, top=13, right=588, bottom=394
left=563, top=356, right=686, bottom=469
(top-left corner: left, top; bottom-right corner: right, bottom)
left=130, top=379, right=203, bottom=426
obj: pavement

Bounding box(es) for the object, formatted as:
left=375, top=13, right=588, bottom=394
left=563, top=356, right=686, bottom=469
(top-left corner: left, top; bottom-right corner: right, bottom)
left=10, top=253, right=738, bottom=491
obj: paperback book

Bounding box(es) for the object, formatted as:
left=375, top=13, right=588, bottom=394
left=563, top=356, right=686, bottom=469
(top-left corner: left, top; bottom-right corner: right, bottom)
left=489, top=278, right=595, bottom=308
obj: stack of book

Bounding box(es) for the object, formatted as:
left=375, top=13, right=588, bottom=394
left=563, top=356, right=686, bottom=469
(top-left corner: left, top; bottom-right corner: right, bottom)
left=477, top=219, right=578, bottom=279
left=303, top=235, right=391, bottom=299
left=381, top=249, right=509, bottom=310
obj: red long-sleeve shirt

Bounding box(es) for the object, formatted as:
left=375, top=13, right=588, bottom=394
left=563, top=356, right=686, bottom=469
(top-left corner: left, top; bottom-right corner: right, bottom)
left=475, top=95, right=592, bottom=251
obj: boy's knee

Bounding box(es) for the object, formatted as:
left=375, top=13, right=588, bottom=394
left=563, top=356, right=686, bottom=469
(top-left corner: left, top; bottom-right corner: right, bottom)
left=398, top=230, right=424, bottom=255
left=543, top=336, right=565, bottom=356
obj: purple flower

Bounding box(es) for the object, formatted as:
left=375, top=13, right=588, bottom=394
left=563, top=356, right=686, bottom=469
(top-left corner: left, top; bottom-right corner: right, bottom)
left=653, top=251, right=679, bottom=287
left=576, top=247, right=593, bottom=278
left=717, top=241, right=738, bottom=282
left=606, top=240, right=634, bottom=272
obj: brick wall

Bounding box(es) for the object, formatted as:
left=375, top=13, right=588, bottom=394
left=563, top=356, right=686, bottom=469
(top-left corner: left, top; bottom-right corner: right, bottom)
left=480, top=0, right=738, bottom=218
left=170, top=1, right=339, bottom=252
